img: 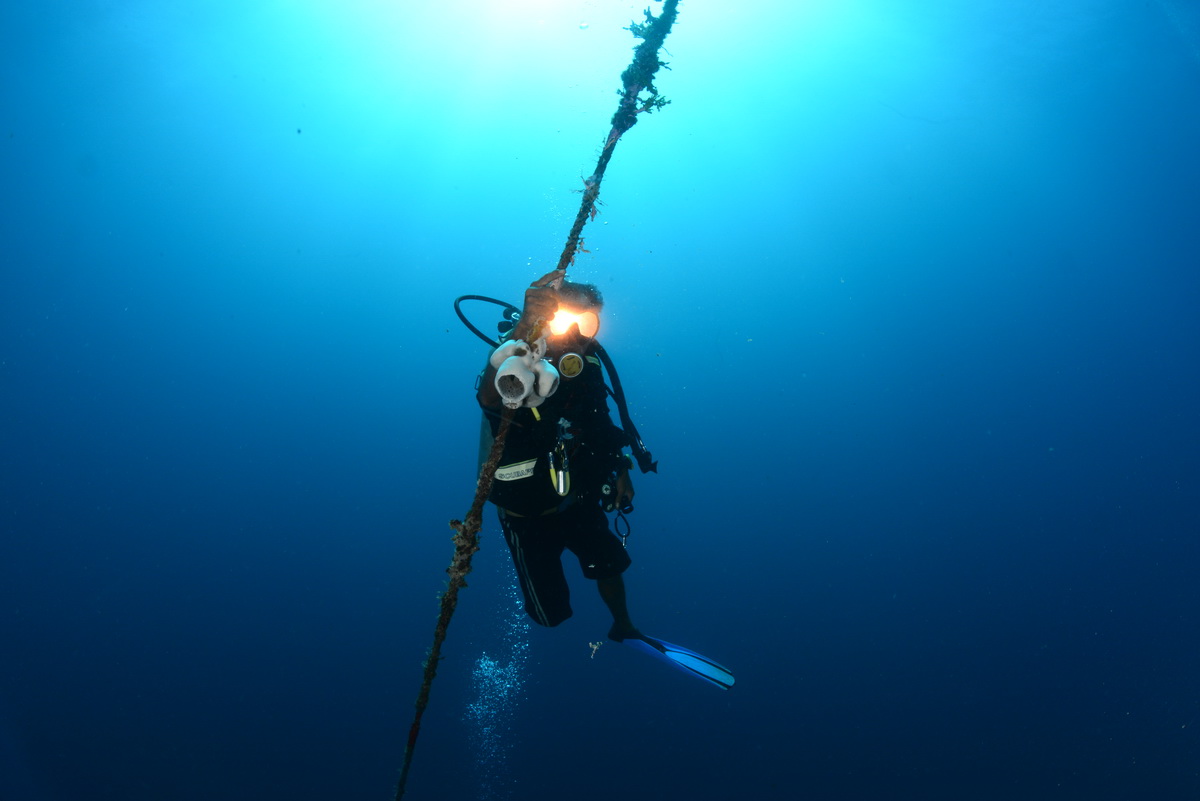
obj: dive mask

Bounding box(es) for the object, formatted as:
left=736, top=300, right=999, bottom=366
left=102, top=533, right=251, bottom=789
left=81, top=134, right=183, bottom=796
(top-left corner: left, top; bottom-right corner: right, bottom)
left=548, top=308, right=600, bottom=339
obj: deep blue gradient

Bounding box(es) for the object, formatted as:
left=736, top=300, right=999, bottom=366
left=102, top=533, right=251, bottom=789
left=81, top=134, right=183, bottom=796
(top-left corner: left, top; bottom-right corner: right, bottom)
left=3, top=2, right=1198, bottom=799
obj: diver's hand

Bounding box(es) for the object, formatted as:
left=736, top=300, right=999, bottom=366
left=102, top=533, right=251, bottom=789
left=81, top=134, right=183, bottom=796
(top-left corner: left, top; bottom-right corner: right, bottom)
left=615, top=469, right=635, bottom=510
left=522, top=286, right=559, bottom=326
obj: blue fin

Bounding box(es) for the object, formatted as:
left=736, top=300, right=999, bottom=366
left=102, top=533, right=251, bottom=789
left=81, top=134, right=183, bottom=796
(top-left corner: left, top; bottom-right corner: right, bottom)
left=622, top=635, right=735, bottom=690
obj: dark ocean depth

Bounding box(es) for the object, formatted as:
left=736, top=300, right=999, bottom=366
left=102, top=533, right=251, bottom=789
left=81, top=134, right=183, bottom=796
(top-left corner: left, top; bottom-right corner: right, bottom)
left=2, top=1, right=1198, bottom=799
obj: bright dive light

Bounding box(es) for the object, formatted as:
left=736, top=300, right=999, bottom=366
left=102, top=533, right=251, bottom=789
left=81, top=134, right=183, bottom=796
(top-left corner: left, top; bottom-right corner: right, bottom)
left=548, top=309, right=600, bottom=338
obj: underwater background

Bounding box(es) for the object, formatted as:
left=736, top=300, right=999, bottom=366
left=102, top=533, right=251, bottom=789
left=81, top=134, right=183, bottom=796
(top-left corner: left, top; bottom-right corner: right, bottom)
left=3, top=1, right=1199, bottom=799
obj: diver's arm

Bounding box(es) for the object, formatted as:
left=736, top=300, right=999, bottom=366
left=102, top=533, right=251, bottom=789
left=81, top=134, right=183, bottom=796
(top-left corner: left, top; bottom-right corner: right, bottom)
left=478, top=286, right=559, bottom=410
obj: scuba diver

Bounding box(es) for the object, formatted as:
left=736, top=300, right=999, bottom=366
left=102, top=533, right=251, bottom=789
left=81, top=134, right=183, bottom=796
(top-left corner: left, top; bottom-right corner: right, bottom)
left=466, top=280, right=734, bottom=689
left=476, top=281, right=638, bottom=639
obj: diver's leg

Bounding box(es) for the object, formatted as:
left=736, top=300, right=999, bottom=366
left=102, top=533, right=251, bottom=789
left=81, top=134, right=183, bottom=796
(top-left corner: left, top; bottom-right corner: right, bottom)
left=562, top=504, right=639, bottom=640
left=597, top=574, right=640, bottom=641
left=499, top=510, right=572, bottom=627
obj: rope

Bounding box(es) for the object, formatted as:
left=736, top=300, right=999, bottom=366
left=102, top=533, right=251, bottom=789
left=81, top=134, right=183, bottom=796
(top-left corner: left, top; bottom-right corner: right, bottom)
left=394, top=3, right=680, bottom=796
left=393, top=412, right=511, bottom=800
left=550, top=0, right=681, bottom=278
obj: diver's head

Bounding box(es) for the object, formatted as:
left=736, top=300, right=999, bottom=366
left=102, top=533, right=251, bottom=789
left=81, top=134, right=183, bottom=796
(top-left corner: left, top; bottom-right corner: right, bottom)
left=548, top=280, right=603, bottom=342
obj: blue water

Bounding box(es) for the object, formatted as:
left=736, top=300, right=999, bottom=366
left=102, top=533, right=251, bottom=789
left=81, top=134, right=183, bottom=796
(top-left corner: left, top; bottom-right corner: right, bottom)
left=3, top=1, right=1199, bottom=799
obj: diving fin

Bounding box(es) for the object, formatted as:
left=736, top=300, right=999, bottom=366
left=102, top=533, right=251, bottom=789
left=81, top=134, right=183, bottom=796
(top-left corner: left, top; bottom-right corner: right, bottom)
left=622, top=634, right=735, bottom=690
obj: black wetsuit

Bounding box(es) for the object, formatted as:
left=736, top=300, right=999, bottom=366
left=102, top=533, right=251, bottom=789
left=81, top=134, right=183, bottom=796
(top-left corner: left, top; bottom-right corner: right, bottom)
left=478, top=339, right=630, bottom=627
